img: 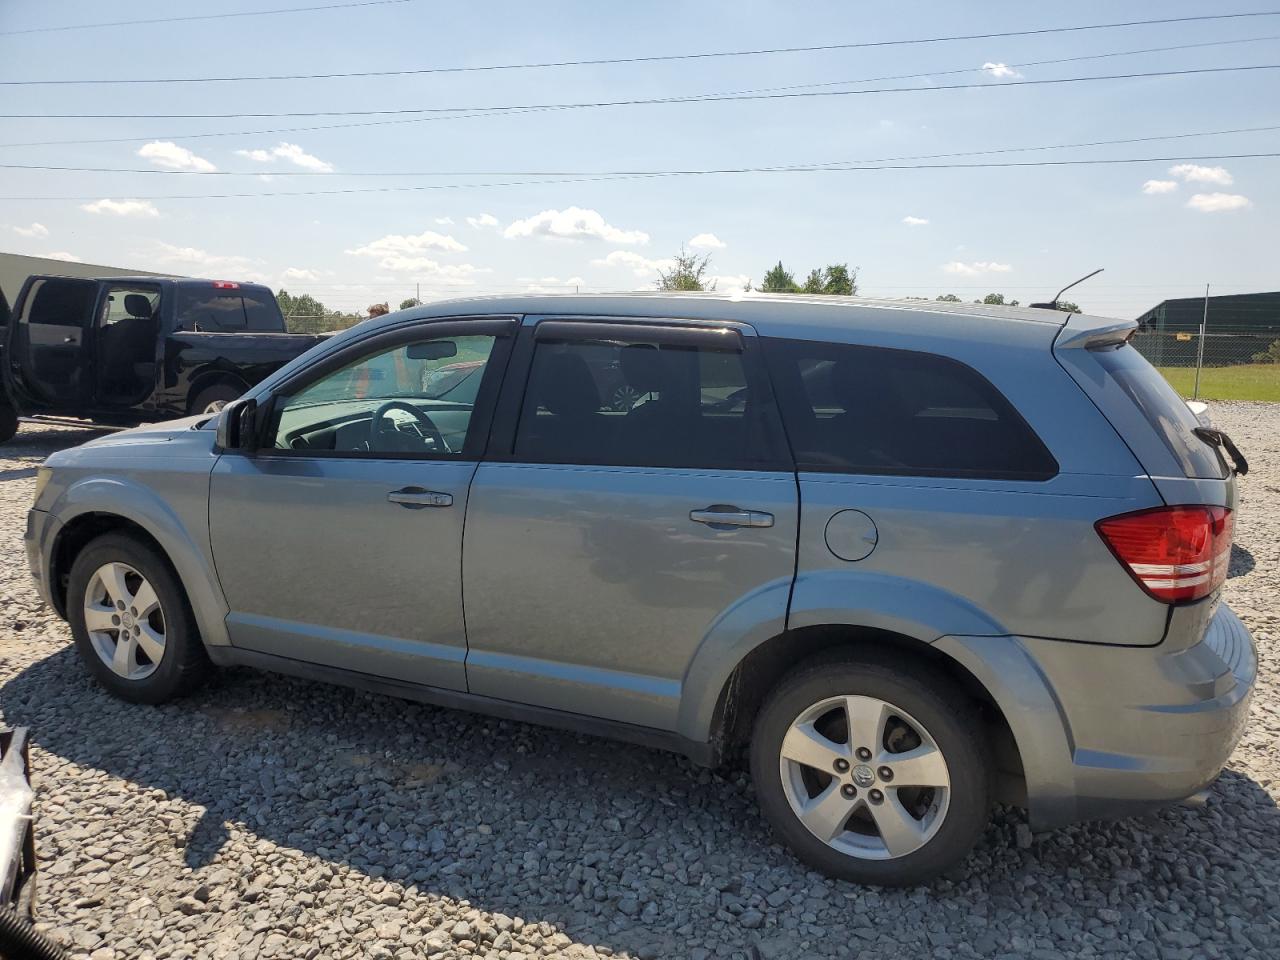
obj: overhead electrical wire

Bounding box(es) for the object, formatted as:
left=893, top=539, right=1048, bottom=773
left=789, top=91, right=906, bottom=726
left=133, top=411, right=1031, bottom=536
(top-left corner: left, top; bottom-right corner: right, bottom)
left=2, top=64, right=1276, bottom=150
left=2, top=10, right=1277, bottom=83
left=2, top=123, right=1278, bottom=178
left=3, top=153, right=1277, bottom=202
left=0, top=0, right=417, bottom=37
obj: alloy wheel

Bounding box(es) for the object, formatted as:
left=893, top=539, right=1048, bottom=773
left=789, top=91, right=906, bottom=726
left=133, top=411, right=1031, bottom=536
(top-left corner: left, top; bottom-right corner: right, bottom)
left=83, top=561, right=167, bottom=680
left=778, top=695, right=951, bottom=860
left=203, top=399, right=228, bottom=414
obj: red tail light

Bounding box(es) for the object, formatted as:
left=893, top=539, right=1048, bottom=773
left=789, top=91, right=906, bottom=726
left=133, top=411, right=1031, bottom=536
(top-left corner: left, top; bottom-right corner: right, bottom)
left=212, top=280, right=240, bottom=289
left=1096, top=505, right=1232, bottom=604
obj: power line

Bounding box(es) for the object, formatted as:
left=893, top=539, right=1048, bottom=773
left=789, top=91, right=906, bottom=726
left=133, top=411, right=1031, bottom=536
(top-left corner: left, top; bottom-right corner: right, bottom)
left=3, top=152, right=1276, bottom=202
left=0, top=0, right=416, bottom=37
left=8, top=64, right=1277, bottom=120
left=3, top=123, right=1278, bottom=177
left=2, top=10, right=1277, bottom=83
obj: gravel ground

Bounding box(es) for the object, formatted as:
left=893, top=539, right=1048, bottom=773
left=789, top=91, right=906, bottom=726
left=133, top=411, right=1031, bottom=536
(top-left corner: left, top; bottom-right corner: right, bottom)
left=1, top=405, right=1277, bottom=960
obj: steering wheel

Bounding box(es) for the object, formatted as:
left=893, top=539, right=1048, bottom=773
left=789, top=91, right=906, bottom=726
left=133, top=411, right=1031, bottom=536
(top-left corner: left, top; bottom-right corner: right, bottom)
left=369, top=400, right=448, bottom=453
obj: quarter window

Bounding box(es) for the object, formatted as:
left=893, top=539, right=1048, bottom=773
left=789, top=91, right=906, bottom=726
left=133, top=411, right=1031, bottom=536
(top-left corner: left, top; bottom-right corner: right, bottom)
left=764, top=338, right=1058, bottom=479
left=265, top=334, right=496, bottom=456
left=513, top=332, right=778, bottom=469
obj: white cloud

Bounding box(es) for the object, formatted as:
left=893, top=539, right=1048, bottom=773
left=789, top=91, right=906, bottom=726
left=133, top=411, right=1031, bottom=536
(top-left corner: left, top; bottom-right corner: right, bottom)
left=235, top=142, right=334, bottom=173
left=1169, top=164, right=1233, bottom=186
left=982, top=62, right=1022, bottom=79
left=45, top=251, right=82, bottom=263
left=902, top=215, right=929, bottom=226
left=81, top=198, right=160, bottom=218
left=524, top=275, right=586, bottom=293
left=688, top=232, right=726, bottom=249
left=137, top=140, right=216, bottom=173
left=942, top=260, right=1013, bottom=276
left=591, top=250, right=674, bottom=277
left=346, top=230, right=468, bottom=259
left=149, top=241, right=260, bottom=276
left=505, top=207, right=649, bottom=245
left=1186, top=193, right=1251, bottom=213
left=281, top=267, right=320, bottom=283
left=709, top=274, right=751, bottom=294
left=466, top=213, right=499, bottom=229
left=373, top=256, right=488, bottom=281
left=434, top=216, right=455, bottom=225
left=1142, top=180, right=1178, bottom=195
left=12, top=222, right=49, bottom=238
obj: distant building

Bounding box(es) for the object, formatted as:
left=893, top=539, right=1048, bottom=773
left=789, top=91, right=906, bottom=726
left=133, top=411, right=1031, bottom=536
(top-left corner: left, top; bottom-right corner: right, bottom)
left=1134, top=291, right=1280, bottom=367
left=0, top=251, right=179, bottom=323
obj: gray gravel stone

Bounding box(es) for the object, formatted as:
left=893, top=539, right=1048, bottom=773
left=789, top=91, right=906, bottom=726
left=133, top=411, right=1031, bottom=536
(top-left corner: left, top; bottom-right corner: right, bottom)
left=1, top=408, right=1278, bottom=959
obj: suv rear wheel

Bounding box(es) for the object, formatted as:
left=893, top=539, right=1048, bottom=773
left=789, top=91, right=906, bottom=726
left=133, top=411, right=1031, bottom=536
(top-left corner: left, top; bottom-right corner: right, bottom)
left=750, top=654, right=990, bottom=885
left=67, top=533, right=210, bottom=703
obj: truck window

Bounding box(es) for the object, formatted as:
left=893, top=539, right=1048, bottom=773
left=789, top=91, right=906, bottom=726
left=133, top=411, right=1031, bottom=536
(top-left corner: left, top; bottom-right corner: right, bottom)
left=174, top=284, right=284, bottom=333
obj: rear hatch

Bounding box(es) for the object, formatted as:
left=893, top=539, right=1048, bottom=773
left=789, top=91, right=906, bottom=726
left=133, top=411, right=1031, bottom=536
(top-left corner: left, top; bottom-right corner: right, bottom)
left=1053, top=313, right=1239, bottom=621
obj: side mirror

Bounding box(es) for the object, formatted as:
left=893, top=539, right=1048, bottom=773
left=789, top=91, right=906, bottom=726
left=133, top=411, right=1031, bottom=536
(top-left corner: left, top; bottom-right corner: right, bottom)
left=215, top=397, right=259, bottom=452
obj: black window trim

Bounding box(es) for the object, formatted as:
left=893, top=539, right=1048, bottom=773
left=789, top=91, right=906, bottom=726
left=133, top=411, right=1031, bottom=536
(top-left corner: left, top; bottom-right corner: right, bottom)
left=250, top=315, right=518, bottom=462
left=486, top=315, right=792, bottom=472
left=764, top=335, right=1061, bottom=483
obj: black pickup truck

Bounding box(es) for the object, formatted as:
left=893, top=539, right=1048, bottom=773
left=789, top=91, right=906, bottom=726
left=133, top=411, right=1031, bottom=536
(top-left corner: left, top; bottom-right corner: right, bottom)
left=0, top=275, right=327, bottom=442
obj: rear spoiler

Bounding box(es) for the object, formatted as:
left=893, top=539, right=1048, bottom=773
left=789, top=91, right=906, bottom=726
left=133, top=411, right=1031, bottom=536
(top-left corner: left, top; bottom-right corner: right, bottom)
left=1054, top=313, right=1139, bottom=351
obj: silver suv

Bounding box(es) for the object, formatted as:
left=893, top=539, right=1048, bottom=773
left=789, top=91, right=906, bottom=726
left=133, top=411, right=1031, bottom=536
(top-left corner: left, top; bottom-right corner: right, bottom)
left=24, top=294, right=1255, bottom=885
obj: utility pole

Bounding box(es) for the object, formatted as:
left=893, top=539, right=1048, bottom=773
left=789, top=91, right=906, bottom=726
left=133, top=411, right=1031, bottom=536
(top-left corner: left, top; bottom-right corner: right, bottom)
left=416, top=282, right=420, bottom=303
left=1193, top=283, right=1209, bottom=400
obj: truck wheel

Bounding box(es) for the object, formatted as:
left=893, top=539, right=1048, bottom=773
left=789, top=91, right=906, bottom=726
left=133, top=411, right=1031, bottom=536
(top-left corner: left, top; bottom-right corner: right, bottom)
left=190, top=383, right=244, bottom=415
left=749, top=653, right=991, bottom=886
left=0, top=404, right=17, bottom=444
left=67, top=533, right=210, bottom=704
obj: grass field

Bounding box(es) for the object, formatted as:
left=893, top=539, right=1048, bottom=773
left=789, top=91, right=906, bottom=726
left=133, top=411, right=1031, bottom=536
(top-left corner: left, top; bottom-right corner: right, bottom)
left=1157, top=364, right=1280, bottom=402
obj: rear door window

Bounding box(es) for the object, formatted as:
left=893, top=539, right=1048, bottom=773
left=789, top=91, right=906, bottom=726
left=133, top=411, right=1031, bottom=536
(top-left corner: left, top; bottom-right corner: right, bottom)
left=764, top=337, right=1058, bottom=479
left=1092, top=344, right=1227, bottom=479
left=513, top=326, right=784, bottom=470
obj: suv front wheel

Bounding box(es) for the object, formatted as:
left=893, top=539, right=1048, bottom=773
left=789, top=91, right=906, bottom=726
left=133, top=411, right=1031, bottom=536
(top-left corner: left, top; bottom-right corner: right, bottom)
left=67, top=533, right=210, bottom=703
left=750, top=654, right=991, bottom=885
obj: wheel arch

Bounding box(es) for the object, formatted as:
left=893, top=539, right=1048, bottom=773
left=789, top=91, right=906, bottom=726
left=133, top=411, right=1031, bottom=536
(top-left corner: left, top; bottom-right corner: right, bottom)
left=185, top=369, right=250, bottom=414
left=46, top=481, right=230, bottom=648
left=693, top=623, right=1026, bottom=804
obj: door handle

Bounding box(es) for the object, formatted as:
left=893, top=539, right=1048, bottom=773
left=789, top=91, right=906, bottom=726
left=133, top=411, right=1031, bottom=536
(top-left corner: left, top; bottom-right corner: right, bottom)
left=690, top=507, right=774, bottom=528
left=387, top=487, right=453, bottom=509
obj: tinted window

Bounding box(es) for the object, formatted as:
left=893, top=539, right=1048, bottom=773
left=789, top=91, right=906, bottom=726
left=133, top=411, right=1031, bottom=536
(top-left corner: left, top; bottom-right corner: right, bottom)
left=174, top=284, right=283, bottom=332
left=765, top=338, right=1058, bottom=479
left=1093, top=344, right=1227, bottom=479
left=514, top=334, right=776, bottom=469
left=23, top=278, right=96, bottom=328
left=267, top=334, right=495, bottom=456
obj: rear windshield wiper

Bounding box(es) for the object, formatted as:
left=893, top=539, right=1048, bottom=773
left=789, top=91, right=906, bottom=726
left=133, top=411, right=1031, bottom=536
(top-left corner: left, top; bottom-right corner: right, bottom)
left=1193, top=426, right=1248, bottom=476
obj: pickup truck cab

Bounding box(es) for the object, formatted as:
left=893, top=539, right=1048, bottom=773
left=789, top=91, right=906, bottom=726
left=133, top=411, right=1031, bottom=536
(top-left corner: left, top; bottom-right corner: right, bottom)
left=0, top=275, right=326, bottom=442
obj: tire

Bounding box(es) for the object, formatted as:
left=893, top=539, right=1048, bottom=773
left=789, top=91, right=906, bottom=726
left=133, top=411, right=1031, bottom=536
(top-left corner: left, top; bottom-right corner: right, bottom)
left=0, top=404, right=17, bottom=444
left=189, top=382, right=244, bottom=416
left=67, top=533, right=210, bottom=704
left=749, top=653, right=990, bottom=886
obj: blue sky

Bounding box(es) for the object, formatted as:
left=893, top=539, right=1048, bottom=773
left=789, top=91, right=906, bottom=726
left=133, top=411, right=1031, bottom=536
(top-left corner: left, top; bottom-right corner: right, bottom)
left=1, top=0, right=1278, bottom=317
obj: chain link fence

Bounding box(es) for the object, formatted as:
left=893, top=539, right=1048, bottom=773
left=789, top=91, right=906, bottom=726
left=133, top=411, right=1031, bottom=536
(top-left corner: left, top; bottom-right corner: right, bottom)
left=283, top=314, right=366, bottom=335
left=1130, top=294, right=1280, bottom=402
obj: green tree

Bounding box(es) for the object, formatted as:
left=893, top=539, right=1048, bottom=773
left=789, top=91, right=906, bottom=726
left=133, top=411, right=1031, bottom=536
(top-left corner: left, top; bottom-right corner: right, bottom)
left=1252, top=338, right=1280, bottom=363
left=801, top=263, right=858, bottom=296
left=976, top=293, right=1021, bottom=306
left=935, top=293, right=962, bottom=302
left=759, top=261, right=800, bottom=293
left=656, top=247, right=715, bottom=291
left=400, top=297, right=422, bottom=310
left=276, top=289, right=333, bottom=319
left=1055, top=300, right=1082, bottom=314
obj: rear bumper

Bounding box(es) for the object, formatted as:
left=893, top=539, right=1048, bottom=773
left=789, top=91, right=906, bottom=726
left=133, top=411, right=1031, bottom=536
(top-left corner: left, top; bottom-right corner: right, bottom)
left=936, top=601, right=1256, bottom=830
